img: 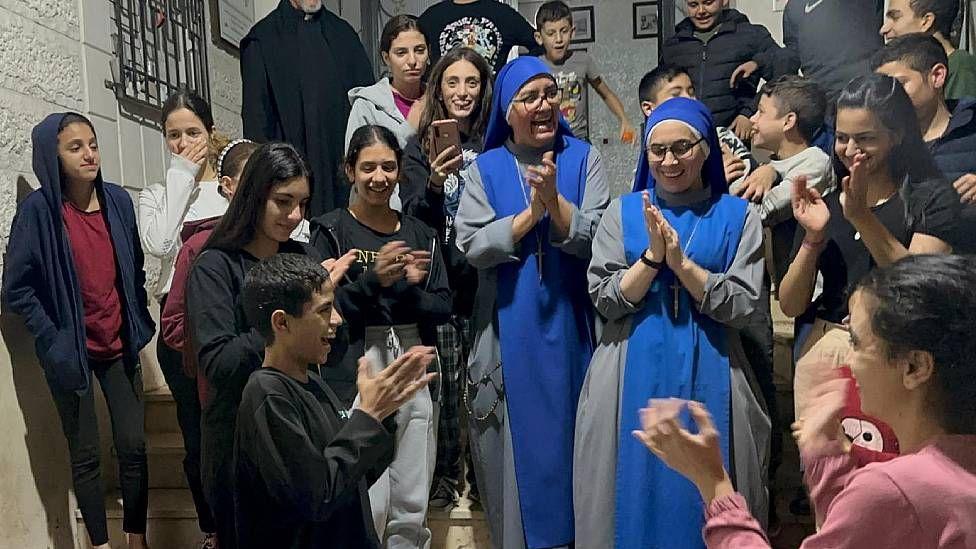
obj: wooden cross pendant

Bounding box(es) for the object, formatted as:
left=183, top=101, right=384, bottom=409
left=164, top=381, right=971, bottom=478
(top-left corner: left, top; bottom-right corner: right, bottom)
left=670, top=279, right=681, bottom=319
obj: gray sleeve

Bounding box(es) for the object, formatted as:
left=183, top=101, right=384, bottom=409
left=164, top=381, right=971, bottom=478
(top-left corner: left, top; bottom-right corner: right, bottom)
left=455, top=162, right=520, bottom=269
left=760, top=153, right=836, bottom=226
left=549, top=147, right=611, bottom=258
left=586, top=52, right=602, bottom=83
left=699, top=209, right=765, bottom=328
left=588, top=199, right=643, bottom=322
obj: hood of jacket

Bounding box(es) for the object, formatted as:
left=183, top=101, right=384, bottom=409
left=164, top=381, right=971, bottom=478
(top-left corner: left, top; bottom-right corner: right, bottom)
left=32, top=112, right=108, bottom=213
left=348, top=78, right=406, bottom=123
left=675, top=8, right=750, bottom=37
left=946, top=98, right=976, bottom=138
left=180, top=215, right=222, bottom=244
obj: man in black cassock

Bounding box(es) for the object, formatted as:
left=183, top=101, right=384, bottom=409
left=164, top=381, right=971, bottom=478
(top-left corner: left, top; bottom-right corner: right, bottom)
left=241, top=0, right=374, bottom=217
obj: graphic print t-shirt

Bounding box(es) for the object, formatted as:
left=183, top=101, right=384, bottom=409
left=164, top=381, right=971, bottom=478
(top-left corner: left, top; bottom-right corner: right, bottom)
left=418, top=0, right=539, bottom=74
left=540, top=51, right=600, bottom=140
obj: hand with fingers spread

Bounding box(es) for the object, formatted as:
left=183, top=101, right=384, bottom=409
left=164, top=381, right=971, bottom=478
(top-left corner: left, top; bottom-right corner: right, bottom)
left=642, top=191, right=666, bottom=264
left=177, top=138, right=209, bottom=182
left=735, top=163, right=776, bottom=203
left=356, top=346, right=438, bottom=421
left=373, top=241, right=410, bottom=287
left=321, top=250, right=359, bottom=284
left=730, top=61, right=759, bottom=89
left=526, top=151, right=559, bottom=206
left=952, top=173, right=976, bottom=204
left=792, top=375, right=852, bottom=459
left=403, top=250, right=432, bottom=285
left=428, top=145, right=463, bottom=191
left=840, top=153, right=871, bottom=222
left=633, top=399, right=731, bottom=498
left=791, top=175, right=830, bottom=240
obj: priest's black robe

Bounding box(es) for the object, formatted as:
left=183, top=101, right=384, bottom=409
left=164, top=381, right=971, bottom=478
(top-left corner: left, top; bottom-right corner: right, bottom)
left=241, top=0, right=374, bottom=216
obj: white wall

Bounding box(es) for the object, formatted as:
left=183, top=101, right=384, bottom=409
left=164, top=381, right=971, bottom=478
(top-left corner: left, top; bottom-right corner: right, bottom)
left=733, top=0, right=785, bottom=44
left=0, top=0, right=244, bottom=546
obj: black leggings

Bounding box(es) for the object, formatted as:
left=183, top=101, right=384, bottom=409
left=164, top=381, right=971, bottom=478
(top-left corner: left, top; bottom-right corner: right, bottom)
left=47, top=357, right=148, bottom=545
left=156, top=335, right=215, bottom=533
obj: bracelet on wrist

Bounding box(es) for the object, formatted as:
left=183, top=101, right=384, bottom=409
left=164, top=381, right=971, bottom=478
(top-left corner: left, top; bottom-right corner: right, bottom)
left=801, top=238, right=826, bottom=250
left=640, top=250, right=665, bottom=270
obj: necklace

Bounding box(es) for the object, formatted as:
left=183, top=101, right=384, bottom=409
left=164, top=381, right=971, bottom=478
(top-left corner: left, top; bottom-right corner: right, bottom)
left=664, top=204, right=706, bottom=320
left=513, top=158, right=545, bottom=283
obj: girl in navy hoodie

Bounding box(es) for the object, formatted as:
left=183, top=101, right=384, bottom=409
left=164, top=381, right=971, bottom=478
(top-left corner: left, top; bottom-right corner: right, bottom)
left=2, top=113, right=155, bottom=548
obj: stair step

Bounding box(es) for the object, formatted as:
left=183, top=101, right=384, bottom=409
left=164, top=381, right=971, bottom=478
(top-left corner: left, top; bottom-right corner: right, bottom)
left=144, top=386, right=181, bottom=435
left=75, top=490, right=204, bottom=549
left=147, top=432, right=190, bottom=489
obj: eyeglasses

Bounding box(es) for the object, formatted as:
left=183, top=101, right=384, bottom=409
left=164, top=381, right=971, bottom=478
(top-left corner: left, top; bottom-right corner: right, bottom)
left=646, top=137, right=705, bottom=162
left=513, top=87, right=563, bottom=111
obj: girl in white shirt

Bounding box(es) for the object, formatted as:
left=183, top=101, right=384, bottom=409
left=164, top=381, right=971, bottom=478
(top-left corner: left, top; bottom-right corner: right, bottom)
left=138, top=88, right=230, bottom=549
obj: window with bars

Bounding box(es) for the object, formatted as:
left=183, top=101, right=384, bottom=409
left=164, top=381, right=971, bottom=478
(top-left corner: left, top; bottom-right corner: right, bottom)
left=106, top=0, right=211, bottom=111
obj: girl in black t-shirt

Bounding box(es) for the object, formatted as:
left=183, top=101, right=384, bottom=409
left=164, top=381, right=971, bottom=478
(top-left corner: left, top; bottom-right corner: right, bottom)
left=309, top=124, right=451, bottom=548
left=780, top=74, right=958, bottom=457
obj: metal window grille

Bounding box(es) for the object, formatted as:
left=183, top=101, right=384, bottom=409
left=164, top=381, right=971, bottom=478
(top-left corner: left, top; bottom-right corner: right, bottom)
left=106, top=0, right=211, bottom=111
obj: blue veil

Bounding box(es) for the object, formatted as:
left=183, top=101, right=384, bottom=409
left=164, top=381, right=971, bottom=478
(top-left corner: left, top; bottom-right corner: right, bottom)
left=632, top=97, right=728, bottom=195
left=483, top=56, right=574, bottom=150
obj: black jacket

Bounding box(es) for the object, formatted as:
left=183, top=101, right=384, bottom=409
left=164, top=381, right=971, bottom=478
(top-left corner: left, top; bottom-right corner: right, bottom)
left=308, top=210, right=452, bottom=405
left=783, top=0, right=883, bottom=101
left=235, top=368, right=394, bottom=549
left=2, top=112, right=154, bottom=394
left=661, top=9, right=797, bottom=127
left=928, top=98, right=976, bottom=253
left=399, top=134, right=481, bottom=318
left=185, top=240, right=308, bottom=495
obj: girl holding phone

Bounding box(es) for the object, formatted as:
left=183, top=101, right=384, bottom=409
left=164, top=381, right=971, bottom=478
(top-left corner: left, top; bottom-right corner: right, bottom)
left=399, top=46, right=494, bottom=508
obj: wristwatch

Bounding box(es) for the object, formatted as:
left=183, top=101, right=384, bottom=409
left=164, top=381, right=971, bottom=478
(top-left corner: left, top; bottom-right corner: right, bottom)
left=640, top=250, right=665, bottom=270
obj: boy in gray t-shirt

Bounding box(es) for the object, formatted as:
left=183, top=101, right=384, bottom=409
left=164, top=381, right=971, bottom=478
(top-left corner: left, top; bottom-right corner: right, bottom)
left=534, top=1, right=635, bottom=143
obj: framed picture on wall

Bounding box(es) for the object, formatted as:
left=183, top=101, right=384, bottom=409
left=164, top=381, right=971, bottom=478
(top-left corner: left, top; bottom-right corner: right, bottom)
left=633, top=1, right=660, bottom=40
left=571, top=6, right=595, bottom=44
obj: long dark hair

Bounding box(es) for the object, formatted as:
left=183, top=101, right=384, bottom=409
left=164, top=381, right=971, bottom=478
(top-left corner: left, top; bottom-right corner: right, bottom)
left=204, top=142, right=310, bottom=252
left=417, top=47, right=493, bottom=153
left=857, top=254, right=976, bottom=435
left=161, top=87, right=229, bottom=167
left=834, top=74, right=942, bottom=185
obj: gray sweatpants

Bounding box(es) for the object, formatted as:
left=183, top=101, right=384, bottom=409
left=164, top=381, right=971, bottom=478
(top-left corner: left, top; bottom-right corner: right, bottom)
left=358, top=324, right=437, bottom=549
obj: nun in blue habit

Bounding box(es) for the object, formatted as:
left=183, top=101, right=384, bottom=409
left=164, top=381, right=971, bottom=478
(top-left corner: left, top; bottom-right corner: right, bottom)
left=454, top=56, right=609, bottom=549
left=573, top=97, right=771, bottom=548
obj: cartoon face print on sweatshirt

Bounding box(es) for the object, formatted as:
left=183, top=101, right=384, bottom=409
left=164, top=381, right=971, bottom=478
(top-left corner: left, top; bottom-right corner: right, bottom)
left=552, top=69, right=584, bottom=128
left=439, top=17, right=503, bottom=71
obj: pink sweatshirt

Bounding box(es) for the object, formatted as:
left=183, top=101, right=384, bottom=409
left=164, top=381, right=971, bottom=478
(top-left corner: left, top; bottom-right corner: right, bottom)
left=703, top=435, right=976, bottom=548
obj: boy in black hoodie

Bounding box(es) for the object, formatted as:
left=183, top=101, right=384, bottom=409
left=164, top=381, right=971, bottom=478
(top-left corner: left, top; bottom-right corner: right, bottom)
left=661, top=1, right=797, bottom=140
left=234, top=253, right=436, bottom=549
left=872, top=34, right=976, bottom=254
left=2, top=113, right=155, bottom=549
